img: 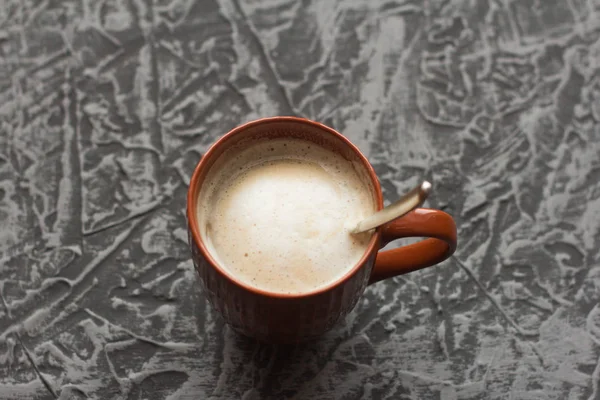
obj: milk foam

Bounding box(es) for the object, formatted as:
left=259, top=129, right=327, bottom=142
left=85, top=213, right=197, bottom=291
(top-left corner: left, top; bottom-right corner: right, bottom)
left=197, top=139, right=376, bottom=294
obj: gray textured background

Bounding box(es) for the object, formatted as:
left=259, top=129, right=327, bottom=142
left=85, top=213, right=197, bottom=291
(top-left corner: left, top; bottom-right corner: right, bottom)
left=1, top=0, right=600, bottom=399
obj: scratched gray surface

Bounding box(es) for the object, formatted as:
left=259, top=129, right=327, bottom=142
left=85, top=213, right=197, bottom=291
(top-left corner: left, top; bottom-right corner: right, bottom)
left=1, top=0, right=600, bottom=399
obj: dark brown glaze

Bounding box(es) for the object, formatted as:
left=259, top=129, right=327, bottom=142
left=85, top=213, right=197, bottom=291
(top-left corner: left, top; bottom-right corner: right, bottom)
left=187, top=117, right=457, bottom=343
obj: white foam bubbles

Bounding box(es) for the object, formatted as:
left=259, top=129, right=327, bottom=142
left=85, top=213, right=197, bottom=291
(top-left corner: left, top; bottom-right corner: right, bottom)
left=197, top=139, right=375, bottom=294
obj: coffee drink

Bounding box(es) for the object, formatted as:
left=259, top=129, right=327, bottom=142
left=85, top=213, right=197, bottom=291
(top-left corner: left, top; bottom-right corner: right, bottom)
left=196, top=138, right=376, bottom=294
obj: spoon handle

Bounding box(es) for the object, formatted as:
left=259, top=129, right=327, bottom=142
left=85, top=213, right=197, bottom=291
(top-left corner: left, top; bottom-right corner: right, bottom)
left=352, top=181, right=432, bottom=234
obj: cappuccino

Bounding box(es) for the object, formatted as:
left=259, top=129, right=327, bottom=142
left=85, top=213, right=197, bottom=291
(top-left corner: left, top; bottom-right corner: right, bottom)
left=197, top=138, right=376, bottom=294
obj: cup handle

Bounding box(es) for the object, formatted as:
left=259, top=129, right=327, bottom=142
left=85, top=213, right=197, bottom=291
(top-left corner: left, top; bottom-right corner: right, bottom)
left=368, top=208, right=457, bottom=285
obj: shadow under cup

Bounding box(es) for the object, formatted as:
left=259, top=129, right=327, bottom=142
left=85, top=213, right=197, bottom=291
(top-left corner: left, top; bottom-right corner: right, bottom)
left=187, top=117, right=456, bottom=343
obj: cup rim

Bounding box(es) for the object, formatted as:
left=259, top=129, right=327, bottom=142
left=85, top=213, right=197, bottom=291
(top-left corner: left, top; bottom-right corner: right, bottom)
left=186, top=116, right=384, bottom=299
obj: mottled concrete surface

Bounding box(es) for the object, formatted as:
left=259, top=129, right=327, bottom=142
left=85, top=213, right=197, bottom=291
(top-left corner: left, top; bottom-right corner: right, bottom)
left=1, top=0, right=600, bottom=399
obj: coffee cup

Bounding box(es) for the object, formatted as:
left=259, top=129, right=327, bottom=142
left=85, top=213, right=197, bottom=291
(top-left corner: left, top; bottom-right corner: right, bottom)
left=187, top=117, right=457, bottom=343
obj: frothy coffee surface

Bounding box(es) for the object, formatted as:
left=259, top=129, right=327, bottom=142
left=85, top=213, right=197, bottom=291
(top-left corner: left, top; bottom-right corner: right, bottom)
left=197, top=139, right=375, bottom=294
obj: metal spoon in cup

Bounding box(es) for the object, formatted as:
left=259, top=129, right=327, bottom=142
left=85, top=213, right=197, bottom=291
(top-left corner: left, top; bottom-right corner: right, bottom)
left=351, top=181, right=432, bottom=234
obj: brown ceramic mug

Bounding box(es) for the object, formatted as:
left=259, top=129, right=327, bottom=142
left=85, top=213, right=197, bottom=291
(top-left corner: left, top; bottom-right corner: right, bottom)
left=187, top=117, right=457, bottom=343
